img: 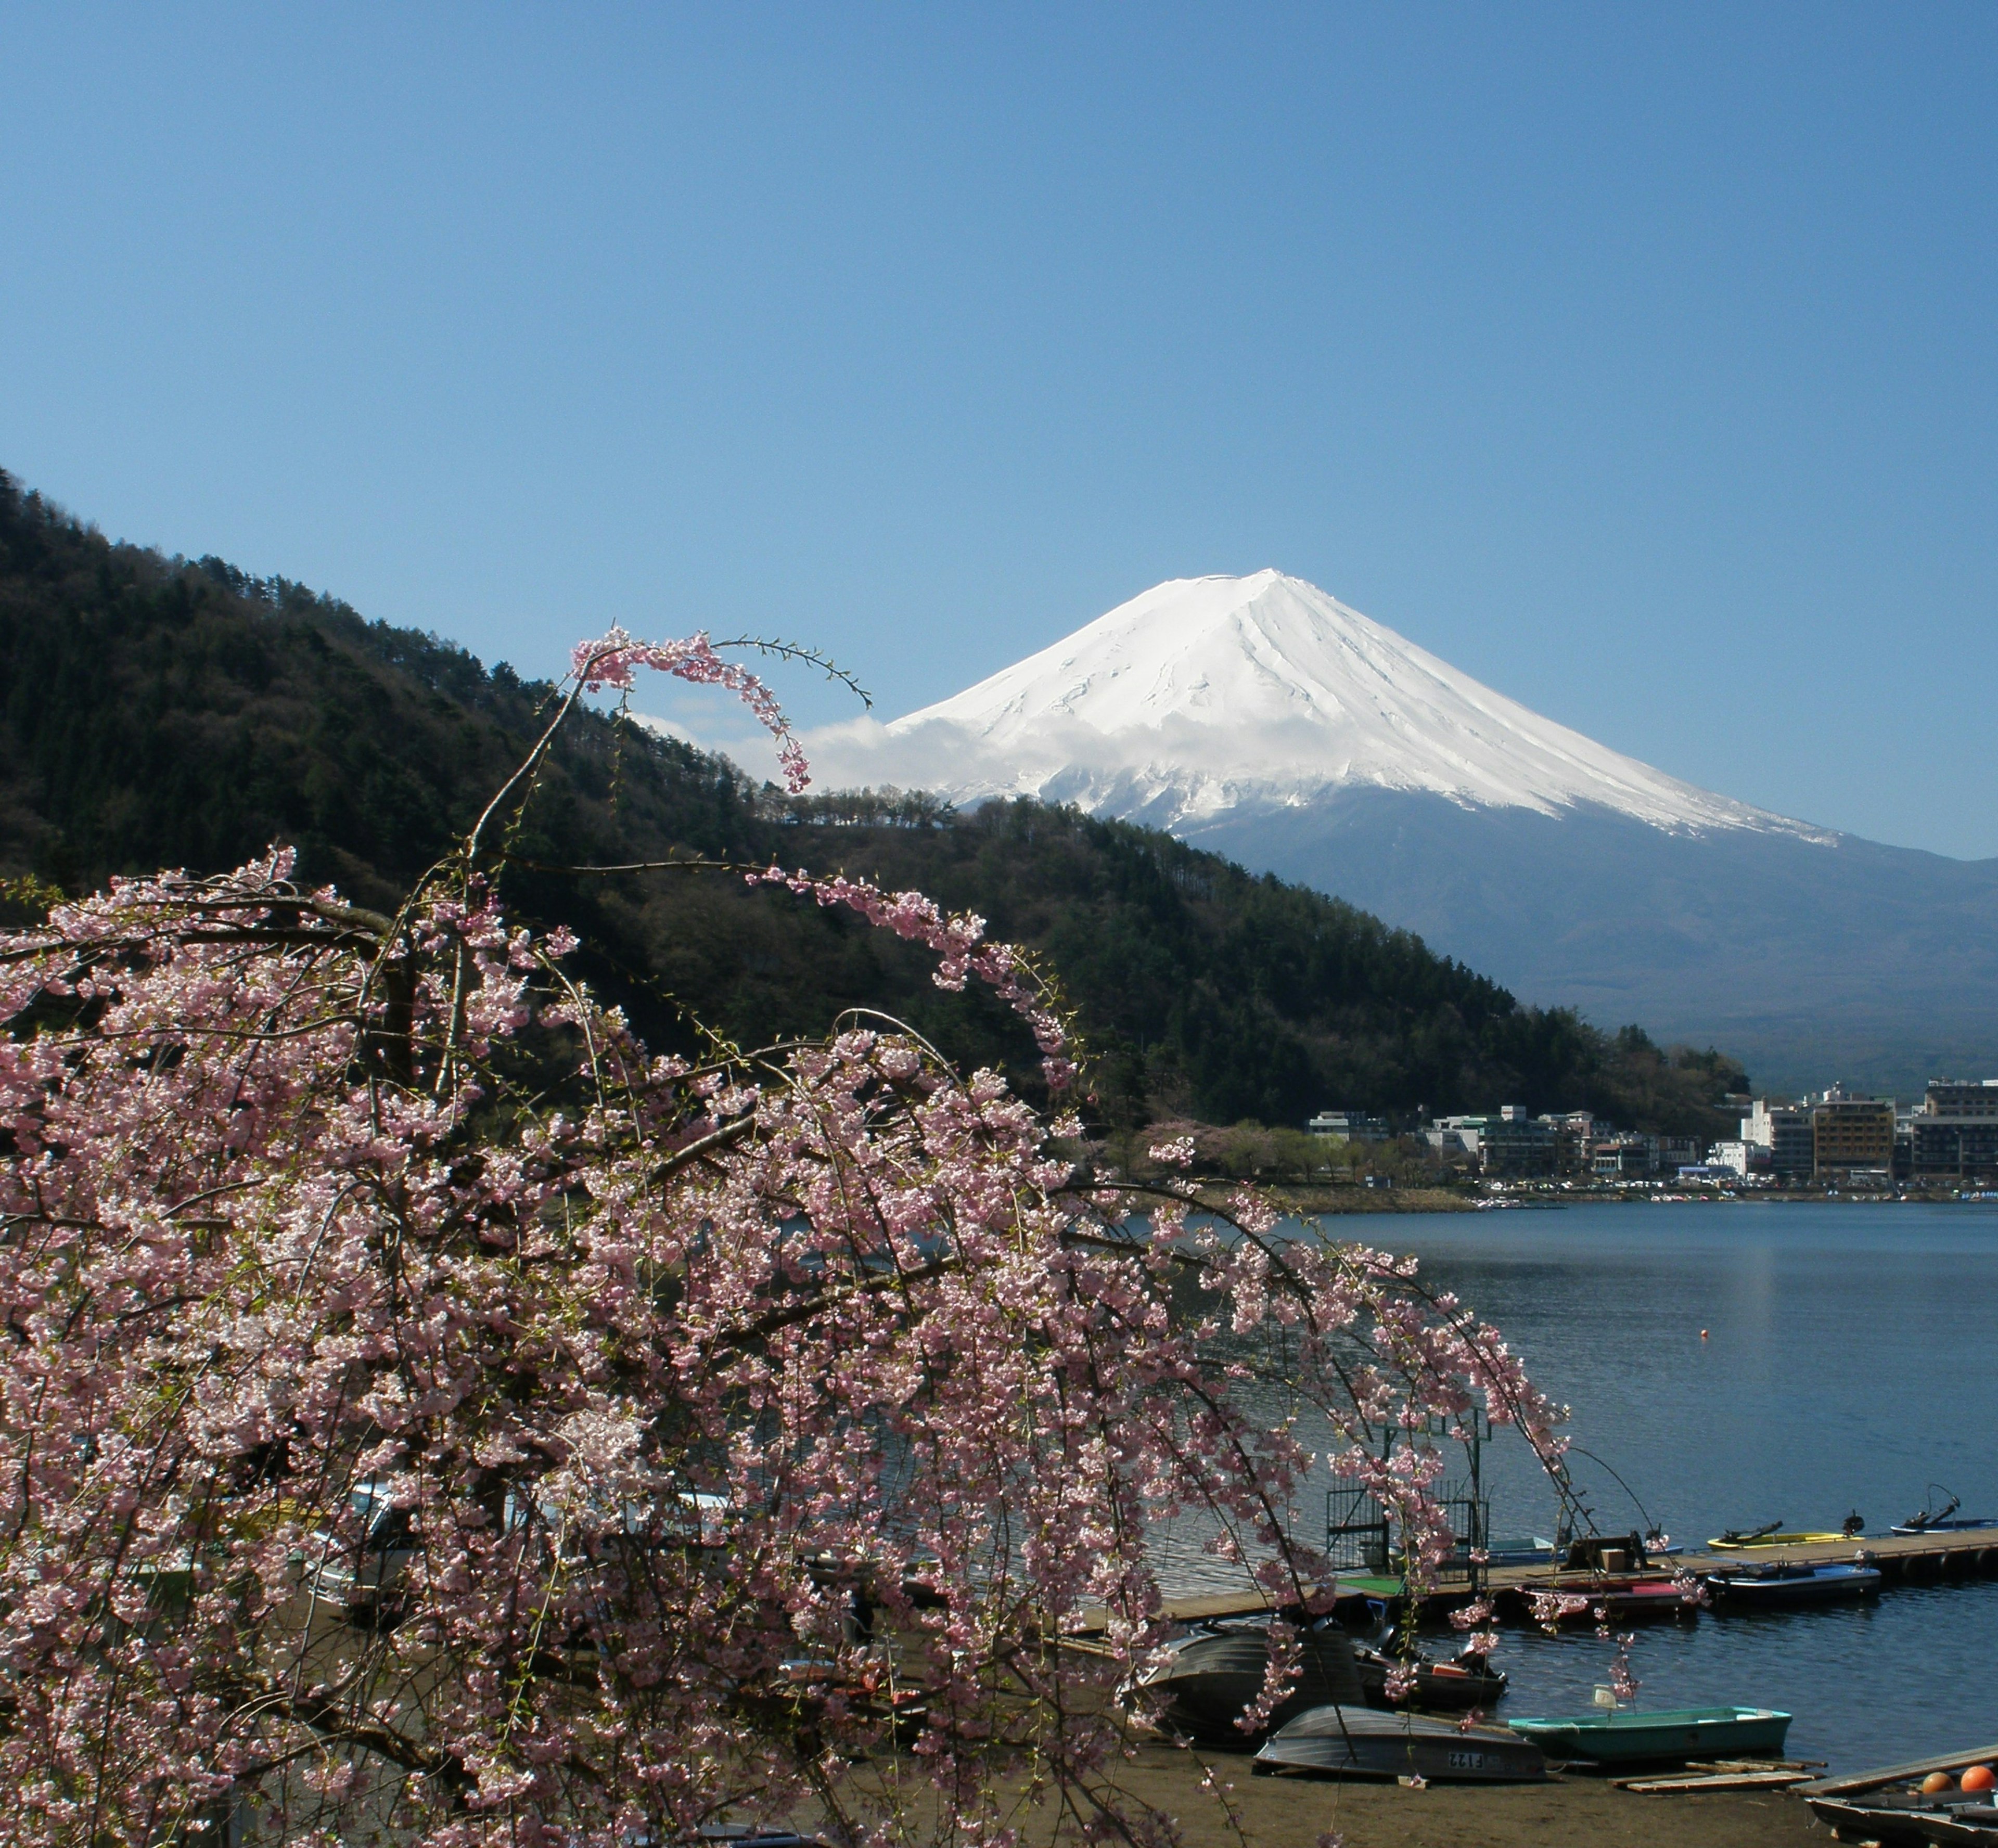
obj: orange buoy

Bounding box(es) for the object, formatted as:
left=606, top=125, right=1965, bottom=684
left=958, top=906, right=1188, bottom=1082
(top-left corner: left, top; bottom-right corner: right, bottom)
left=1699, top=1329, right=1709, bottom=1340
left=1923, top=1772, right=1956, bottom=1793
left=1962, top=1764, right=1995, bottom=1793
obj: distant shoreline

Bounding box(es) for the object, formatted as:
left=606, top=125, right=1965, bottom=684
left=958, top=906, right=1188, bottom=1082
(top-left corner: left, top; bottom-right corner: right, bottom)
left=1199, top=1183, right=1998, bottom=1216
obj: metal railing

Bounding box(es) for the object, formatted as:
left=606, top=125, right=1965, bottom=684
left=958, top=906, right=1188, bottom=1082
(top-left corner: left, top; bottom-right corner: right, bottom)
left=1325, top=1480, right=1488, bottom=1589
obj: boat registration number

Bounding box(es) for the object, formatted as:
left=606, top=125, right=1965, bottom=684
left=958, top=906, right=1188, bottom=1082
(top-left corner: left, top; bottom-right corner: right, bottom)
left=1446, top=1751, right=1488, bottom=1770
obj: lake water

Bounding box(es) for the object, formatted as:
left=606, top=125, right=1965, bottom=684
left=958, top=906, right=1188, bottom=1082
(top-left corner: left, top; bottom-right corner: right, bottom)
left=1154, top=1199, right=1998, bottom=1770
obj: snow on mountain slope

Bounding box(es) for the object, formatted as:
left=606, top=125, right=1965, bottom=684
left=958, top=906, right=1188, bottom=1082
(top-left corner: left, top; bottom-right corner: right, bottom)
left=804, top=571, right=1823, bottom=838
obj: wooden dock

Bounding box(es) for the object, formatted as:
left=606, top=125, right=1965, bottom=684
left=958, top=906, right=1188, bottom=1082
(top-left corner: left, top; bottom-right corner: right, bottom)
left=1087, top=1522, right=1998, bottom=1634
left=1654, top=1523, right=1998, bottom=1584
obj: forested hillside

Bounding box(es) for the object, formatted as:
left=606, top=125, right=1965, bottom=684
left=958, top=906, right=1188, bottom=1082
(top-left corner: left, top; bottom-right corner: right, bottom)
left=0, top=470, right=1745, bottom=1138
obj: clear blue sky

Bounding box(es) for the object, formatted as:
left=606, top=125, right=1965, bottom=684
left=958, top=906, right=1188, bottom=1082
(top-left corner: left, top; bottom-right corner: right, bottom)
left=5, top=6, right=1994, bottom=854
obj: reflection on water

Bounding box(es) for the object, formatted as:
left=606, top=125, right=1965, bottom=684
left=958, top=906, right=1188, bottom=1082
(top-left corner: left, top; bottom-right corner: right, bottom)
left=1152, top=1200, right=1998, bottom=1768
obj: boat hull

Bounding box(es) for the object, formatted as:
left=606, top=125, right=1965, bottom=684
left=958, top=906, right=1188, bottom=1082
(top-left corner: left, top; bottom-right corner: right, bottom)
left=1354, top=1646, right=1507, bottom=1713
left=1506, top=1705, right=1791, bottom=1765
left=1702, top=1564, right=1882, bottom=1608
left=1501, top=1575, right=1698, bottom=1623
left=1708, top=1530, right=1848, bottom=1550
left=1892, top=1518, right=1998, bottom=1536
left=1253, top=1704, right=1546, bottom=1782
left=1132, top=1629, right=1364, bottom=1745
left=1805, top=1794, right=1998, bottom=1846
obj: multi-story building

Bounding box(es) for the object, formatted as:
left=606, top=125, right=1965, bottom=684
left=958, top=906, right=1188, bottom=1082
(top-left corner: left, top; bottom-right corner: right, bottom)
left=1809, top=1084, right=1896, bottom=1180
left=1308, top=1110, right=1391, bottom=1143
left=1907, top=1078, right=1998, bottom=1183
left=1708, top=1140, right=1770, bottom=1178
left=1589, top=1135, right=1654, bottom=1180
left=1481, top=1106, right=1556, bottom=1177
left=1424, top=1108, right=1556, bottom=1177
left=1742, top=1099, right=1813, bottom=1180
left=1424, top=1116, right=1482, bottom=1164
left=1536, top=1111, right=1596, bottom=1176
left=1655, top=1135, right=1701, bottom=1172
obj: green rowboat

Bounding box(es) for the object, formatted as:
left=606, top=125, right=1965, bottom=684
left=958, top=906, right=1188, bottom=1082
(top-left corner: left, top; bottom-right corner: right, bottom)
left=1506, top=1705, right=1792, bottom=1764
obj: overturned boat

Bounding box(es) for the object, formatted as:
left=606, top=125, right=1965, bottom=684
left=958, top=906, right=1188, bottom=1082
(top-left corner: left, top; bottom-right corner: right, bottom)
left=1252, top=1705, right=1547, bottom=1782
left=1129, top=1624, right=1366, bottom=1744
left=1804, top=1791, right=1998, bottom=1846
left=1799, top=1746, right=1998, bottom=1847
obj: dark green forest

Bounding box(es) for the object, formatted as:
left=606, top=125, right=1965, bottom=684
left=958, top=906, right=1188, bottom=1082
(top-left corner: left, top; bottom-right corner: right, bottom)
left=0, top=469, right=1745, bottom=1140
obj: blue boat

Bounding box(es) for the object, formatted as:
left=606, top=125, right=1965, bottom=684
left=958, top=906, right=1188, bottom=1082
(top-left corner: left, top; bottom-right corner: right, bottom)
left=1701, top=1560, right=1881, bottom=1608
left=1891, top=1487, right=1998, bottom=1537
left=1482, top=1536, right=1557, bottom=1567
left=1481, top=1533, right=1685, bottom=1567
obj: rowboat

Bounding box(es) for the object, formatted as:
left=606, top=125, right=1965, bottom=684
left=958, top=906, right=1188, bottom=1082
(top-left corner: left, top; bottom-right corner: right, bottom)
left=1798, top=1743, right=1998, bottom=1846
left=1482, top=1537, right=1557, bottom=1567
left=1505, top=1705, right=1792, bottom=1765
left=1804, top=1793, right=1998, bottom=1846
left=1701, top=1561, right=1882, bottom=1608
left=1128, top=1625, right=1365, bottom=1744
left=1253, top=1704, right=1546, bottom=1781
left=700, top=1830, right=838, bottom=1848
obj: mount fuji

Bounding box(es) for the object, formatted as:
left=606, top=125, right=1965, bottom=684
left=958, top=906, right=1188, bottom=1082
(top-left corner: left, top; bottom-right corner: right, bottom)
left=798, top=571, right=1998, bottom=1094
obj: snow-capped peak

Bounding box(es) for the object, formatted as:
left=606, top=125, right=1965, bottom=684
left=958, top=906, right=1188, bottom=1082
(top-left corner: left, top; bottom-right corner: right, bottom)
left=801, top=570, right=1814, bottom=837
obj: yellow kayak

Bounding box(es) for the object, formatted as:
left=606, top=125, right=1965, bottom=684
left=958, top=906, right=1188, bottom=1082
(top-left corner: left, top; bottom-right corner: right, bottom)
left=1707, top=1529, right=1850, bottom=1550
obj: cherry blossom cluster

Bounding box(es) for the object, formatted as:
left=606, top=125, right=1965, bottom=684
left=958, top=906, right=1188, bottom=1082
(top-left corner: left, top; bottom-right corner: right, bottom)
left=743, top=864, right=1078, bottom=1088
left=572, top=627, right=813, bottom=791
left=0, top=632, right=1571, bottom=1848
left=1528, top=1589, right=1597, bottom=1632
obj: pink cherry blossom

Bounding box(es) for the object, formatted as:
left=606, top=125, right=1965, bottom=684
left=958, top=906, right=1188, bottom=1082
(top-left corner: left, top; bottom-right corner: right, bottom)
left=0, top=630, right=1573, bottom=1847
left=1607, top=1634, right=1641, bottom=1703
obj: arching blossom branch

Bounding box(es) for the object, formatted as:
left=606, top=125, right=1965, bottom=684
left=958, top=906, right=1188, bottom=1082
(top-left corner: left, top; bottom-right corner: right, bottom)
left=0, top=628, right=1571, bottom=1848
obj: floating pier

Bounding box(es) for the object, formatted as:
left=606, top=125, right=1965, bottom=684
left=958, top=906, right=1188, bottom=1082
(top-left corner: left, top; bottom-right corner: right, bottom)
left=1683, top=1524, right=1998, bottom=1584
left=1075, top=1522, right=1998, bottom=1636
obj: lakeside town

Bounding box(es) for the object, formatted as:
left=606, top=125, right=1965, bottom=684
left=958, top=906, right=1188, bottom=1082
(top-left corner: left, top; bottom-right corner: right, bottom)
left=1307, top=1076, right=1998, bottom=1195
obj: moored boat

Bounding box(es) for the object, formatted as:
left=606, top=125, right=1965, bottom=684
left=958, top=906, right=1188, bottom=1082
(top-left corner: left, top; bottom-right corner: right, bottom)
left=1701, top=1560, right=1882, bottom=1608
left=1501, top=1574, right=1699, bottom=1624
left=1709, top=1525, right=1849, bottom=1550
left=1505, top=1704, right=1792, bottom=1765
left=1482, top=1537, right=1557, bottom=1567
left=1892, top=1488, right=1998, bottom=1537
left=1593, top=1576, right=1703, bottom=1621
left=1252, top=1704, right=1546, bottom=1781
left=1353, top=1643, right=1508, bottom=1712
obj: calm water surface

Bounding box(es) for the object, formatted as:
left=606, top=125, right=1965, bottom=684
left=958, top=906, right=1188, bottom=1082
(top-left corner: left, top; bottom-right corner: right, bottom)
left=1156, top=1199, right=1998, bottom=1769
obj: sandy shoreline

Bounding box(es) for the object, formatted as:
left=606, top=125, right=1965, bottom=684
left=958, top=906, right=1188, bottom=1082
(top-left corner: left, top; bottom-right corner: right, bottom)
left=1026, top=1745, right=1826, bottom=1847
